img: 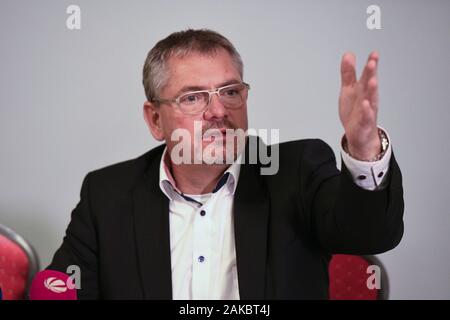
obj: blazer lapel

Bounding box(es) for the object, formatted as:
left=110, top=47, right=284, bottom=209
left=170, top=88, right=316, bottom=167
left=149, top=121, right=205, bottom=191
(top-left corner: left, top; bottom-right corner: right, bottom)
left=132, top=150, right=172, bottom=299
left=234, top=137, right=270, bottom=299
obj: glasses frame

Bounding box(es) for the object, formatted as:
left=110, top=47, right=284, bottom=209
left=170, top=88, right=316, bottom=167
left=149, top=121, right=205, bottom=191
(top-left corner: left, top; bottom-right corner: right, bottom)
left=151, top=82, right=250, bottom=115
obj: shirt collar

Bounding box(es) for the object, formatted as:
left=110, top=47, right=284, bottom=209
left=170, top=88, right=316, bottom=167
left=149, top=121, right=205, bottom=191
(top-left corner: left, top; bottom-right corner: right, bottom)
left=159, top=146, right=241, bottom=201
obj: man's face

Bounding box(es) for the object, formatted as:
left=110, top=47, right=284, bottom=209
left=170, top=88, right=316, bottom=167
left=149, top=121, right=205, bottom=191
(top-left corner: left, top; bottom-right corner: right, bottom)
left=144, top=48, right=248, bottom=164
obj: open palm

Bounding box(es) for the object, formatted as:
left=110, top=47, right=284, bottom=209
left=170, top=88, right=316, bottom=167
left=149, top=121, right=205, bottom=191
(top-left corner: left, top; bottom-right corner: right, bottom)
left=339, top=51, right=381, bottom=160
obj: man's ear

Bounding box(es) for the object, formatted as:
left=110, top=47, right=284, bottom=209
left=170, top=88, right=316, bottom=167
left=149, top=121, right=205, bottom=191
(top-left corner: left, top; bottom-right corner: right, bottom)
left=143, top=101, right=165, bottom=141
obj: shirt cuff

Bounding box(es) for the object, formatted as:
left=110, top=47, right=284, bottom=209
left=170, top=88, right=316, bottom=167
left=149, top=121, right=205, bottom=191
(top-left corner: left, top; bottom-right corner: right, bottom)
left=341, top=127, right=392, bottom=191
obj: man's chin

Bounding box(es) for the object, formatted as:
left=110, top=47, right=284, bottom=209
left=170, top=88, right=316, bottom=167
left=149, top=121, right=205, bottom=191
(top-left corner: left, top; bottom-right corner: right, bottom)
left=201, top=149, right=236, bottom=165
left=198, top=140, right=239, bottom=165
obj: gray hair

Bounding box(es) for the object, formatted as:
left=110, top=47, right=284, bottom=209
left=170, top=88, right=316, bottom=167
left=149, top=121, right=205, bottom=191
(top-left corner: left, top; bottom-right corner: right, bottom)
left=142, top=29, right=244, bottom=101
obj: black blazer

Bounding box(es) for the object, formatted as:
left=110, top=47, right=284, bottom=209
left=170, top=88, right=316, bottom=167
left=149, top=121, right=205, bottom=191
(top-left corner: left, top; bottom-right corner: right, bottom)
left=48, top=137, right=404, bottom=299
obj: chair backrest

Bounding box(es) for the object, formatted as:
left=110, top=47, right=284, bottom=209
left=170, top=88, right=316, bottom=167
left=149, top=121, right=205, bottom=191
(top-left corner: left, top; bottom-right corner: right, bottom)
left=0, top=224, right=40, bottom=300
left=328, top=254, right=389, bottom=300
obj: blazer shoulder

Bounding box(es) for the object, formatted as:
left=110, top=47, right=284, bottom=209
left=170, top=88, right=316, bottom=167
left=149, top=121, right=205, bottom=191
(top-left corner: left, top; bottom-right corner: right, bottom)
left=260, top=138, right=337, bottom=184
left=277, top=138, right=336, bottom=163
left=85, top=143, right=165, bottom=192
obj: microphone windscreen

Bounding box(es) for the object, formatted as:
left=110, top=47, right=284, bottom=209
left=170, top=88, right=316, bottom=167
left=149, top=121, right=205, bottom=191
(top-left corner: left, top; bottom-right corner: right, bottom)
left=29, top=270, right=77, bottom=300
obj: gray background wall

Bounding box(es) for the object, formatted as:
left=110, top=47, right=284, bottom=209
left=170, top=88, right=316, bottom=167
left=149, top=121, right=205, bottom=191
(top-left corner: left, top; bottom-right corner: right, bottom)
left=1, top=0, right=449, bottom=299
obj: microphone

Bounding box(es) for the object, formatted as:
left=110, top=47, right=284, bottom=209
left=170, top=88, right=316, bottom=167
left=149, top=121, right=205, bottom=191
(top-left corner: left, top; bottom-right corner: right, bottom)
left=29, top=270, right=77, bottom=300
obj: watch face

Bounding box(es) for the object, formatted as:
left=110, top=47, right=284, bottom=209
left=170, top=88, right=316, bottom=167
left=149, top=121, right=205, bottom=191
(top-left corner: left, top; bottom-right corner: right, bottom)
left=381, top=137, right=389, bottom=151
left=378, top=128, right=389, bottom=152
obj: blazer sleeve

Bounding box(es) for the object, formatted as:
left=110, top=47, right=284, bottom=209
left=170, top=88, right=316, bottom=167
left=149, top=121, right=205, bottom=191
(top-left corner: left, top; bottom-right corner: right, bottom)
left=47, top=173, right=99, bottom=299
left=300, top=139, right=404, bottom=255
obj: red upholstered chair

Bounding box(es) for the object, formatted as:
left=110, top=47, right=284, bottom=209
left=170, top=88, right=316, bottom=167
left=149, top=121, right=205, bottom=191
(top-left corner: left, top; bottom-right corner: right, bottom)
left=329, top=254, right=389, bottom=300
left=0, top=224, right=40, bottom=300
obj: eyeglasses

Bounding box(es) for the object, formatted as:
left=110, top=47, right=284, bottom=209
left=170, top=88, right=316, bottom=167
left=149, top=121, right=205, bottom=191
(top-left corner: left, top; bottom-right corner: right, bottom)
left=151, top=82, right=250, bottom=115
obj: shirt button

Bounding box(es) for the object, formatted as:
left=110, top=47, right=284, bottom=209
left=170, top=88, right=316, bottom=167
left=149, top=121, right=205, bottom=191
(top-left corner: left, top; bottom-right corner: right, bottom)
left=200, top=210, right=206, bottom=216
left=357, top=175, right=366, bottom=180
left=378, top=171, right=384, bottom=178
left=198, top=256, right=205, bottom=263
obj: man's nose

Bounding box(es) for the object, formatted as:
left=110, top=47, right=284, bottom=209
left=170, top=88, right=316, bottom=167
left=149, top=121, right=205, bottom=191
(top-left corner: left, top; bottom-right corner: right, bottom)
left=203, top=94, right=227, bottom=120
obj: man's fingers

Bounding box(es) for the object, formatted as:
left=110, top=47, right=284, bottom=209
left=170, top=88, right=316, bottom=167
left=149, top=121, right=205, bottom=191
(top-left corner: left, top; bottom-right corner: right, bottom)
left=359, top=51, right=379, bottom=90
left=368, top=76, right=378, bottom=110
left=340, top=52, right=357, bottom=87
left=368, top=51, right=379, bottom=63
left=360, top=99, right=376, bottom=126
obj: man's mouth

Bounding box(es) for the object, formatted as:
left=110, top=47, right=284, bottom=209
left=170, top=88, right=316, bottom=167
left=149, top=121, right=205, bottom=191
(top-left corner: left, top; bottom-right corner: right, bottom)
left=203, top=128, right=229, bottom=140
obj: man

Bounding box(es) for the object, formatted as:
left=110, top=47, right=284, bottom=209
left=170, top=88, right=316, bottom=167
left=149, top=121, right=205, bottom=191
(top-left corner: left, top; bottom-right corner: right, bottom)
left=48, top=29, right=404, bottom=299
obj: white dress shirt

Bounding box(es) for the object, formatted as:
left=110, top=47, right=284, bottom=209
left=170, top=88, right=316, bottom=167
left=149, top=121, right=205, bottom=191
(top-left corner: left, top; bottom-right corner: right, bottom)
left=159, top=129, right=392, bottom=300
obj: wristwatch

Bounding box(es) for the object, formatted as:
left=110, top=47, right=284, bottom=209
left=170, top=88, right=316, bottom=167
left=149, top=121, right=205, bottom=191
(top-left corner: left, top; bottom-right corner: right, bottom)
left=371, top=128, right=389, bottom=162
left=343, top=128, right=389, bottom=162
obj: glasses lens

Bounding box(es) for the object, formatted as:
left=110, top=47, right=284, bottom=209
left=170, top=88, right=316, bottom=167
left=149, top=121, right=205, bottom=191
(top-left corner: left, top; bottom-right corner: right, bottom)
left=219, top=84, right=248, bottom=108
left=179, top=92, right=209, bottom=114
